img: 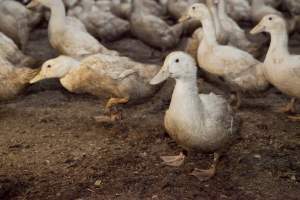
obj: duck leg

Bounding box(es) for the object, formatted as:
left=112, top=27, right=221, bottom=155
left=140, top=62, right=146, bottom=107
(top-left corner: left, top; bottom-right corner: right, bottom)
left=277, top=98, right=296, bottom=113
left=190, top=153, right=220, bottom=181
left=160, top=152, right=186, bottom=167
left=230, top=92, right=242, bottom=110
left=94, top=97, right=129, bottom=123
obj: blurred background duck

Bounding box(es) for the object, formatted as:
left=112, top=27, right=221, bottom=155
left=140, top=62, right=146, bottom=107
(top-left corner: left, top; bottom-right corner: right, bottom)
left=30, top=54, right=161, bottom=122
left=27, top=0, right=117, bottom=59
left=66, top=0, right=130, bottom=42
left=0, top=32, right=36, bottom=67
left=251, top=15, right=300, bottom=120
left=0, top=0, right=42, bottom=50
left=0, top=57, right=38, bottom=100
left=150, top=52, right=240, bottom=180
left=181, top=3, right=269, bottom=108
left=129, top=0, right=184, bottom=50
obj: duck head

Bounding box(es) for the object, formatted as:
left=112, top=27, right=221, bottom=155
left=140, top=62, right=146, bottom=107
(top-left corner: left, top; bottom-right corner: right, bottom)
left=251, top=14, right=287, bottom=34
left=179, top=3, right=211, bottom=22
left=150, top=51, right=197, bottom=85
left=30, top=56, right=80, bottom=84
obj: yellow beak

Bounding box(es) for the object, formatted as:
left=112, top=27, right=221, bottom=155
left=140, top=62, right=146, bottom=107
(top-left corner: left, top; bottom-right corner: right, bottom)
left=30, top=73, right=44, bottom=84
left=179, top=15, right=191, bottom=23
left=26, top=1, right=40, bottom=9
left=250, top=22, right=265, bottom=34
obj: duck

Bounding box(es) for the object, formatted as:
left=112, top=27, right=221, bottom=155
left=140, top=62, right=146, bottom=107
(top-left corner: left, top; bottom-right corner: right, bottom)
left=183, top=0, right=229, bottom=59
left=181, top=3, right=269, bottom=108
left=30, top=53, right=161, bottom=122
left=226, top=0, right=251, bottom=22
left=129, top=0, right=183, bottom=50
left=217, top=0, right=261, bottom=57
left=0, top=57, right=39, bottom=100
left=251, top=15, right=300, bottom=120
left=26, top=0, right=118, bottom=59
left=0, top=0, right=42, bottom=50
left=67, top=0, right=130, bottom=41
left=0, top=32, right=36, bottom=67
left=150, top=51, right=240, bottom=180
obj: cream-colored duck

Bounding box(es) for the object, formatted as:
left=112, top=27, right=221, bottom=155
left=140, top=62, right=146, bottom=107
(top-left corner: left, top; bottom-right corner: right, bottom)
left=0, top=32, right=36, bottom=67
left=226, top=0, right=251, bottom=21
left=0, top=57, right=38, bottom=100
left=27, top=0, right=117, bottom=59
left=0, top=0, right=42, bottom=50
left=67, top=0, right=130, bottom=41
left=184, top=0, right=228, bottom=59
left=150, top=51, right=240, bottom=179
left=217, top=0, right=260, bottom=57
left=251, top=15, right=300, bottom=120
left=30, top=54, right=160, bottom=122
left=182, top=3, right=269, bottom=108
left=130, top=0, right=183, bottom=50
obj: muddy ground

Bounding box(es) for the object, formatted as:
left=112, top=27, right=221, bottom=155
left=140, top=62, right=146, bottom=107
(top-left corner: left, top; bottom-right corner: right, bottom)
left=0, top=28, right=299, bottom=200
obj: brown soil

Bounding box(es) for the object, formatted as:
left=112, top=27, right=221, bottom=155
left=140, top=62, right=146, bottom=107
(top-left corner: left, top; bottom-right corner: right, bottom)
left=0, top=29, right=299, bottom=200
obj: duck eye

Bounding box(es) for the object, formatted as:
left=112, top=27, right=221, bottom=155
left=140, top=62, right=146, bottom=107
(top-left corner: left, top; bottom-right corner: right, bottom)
left=192, top=6, right=195, bottom=10
left=269, top=17, right=273, bottom=21
left=175, top=59, right=179, bottom=63
left=47, top=65, right=51, bottom=68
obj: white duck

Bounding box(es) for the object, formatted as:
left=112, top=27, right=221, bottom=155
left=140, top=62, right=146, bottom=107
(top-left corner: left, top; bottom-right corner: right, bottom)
left=0, top=0, right=42, bottom=50
left=182, top=3, right=269, bottom=108
left=150, top=51, right=240, bottom=179
left=30, top=54, right=160, bottom=122
left=251, top=15, right=300, bottom=120
left=251, top=0, right=282, bottom=24
left=27, top=0, right=117, bottom=59
left=0, top=32, right=35, bottom=67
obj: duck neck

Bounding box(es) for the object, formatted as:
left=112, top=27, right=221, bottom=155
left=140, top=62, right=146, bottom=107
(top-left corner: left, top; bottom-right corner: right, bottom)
left=59, top=62, right=81, bottom=89
left=266, top=27, right=289, bottom=62
left=48, top=0, right=67, bottom=32
left=217, top=0, right=228, bottom=19
left=207, top=1, right=221, bottom=37
left=201, top=16, right=218, bottom=46
left=170, top=74, right=201, bottom=110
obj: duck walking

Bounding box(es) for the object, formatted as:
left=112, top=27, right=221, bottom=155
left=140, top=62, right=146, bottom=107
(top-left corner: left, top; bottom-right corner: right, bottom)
left=150, top=52, right=240, bottom=180
left=251, top=15, right=300, bottom=120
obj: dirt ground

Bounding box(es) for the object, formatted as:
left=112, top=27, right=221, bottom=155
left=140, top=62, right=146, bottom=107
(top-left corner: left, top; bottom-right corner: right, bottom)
left=0, top=28, right=300, bottom=200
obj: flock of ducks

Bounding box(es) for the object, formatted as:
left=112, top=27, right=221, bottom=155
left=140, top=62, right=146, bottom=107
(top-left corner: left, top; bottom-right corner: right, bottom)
left=1, top=0, right=300, bottom=180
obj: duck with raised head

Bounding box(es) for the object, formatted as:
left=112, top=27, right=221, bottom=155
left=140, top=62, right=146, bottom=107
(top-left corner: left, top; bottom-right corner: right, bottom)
left=150, top=51, right=240, bottom=180
left=0, top=57, right=38, bottom=100
left=0, top=32, right=36, bottom=67
left=251, top=15, right=300, bottom=120
left=181, top=3, right=269, bottom=108
left=30, top=54, right=160, bottom=122
left=26, top=0, right=117, bottom=59
left=130, top=0, right=183, bottom=50
left=184, top=0, right=228, bottom=59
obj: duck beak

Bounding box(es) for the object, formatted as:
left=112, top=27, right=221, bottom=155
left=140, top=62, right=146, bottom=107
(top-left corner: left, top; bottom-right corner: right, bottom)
left=250, top=22, right=265, bottom=34
left=150, top=63, right=170, bottom=85
left=179, top=14, right=191, bottom=23
left=26, top=1, right=39, bottom=9
left=30, top=73, right=44, bottom=84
